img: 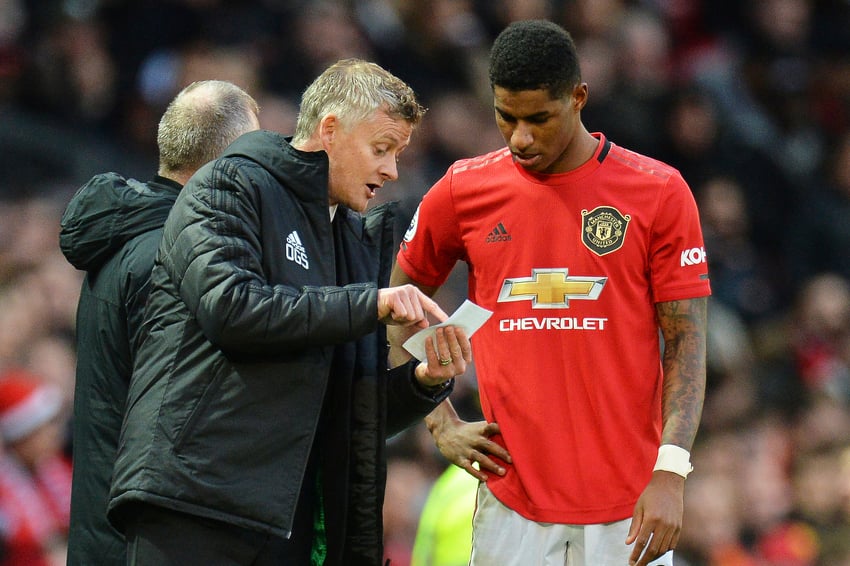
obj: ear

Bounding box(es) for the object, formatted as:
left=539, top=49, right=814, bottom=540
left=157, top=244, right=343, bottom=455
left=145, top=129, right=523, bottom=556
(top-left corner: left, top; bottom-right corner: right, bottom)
left=319, top=114, right=338, bottom=150
left=573, top=83, right=589, bottom=112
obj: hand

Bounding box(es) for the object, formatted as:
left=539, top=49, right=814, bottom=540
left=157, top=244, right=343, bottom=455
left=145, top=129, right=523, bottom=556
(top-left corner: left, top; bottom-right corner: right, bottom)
left=378, top=285, right=448, bottom=328
left=626, top=471, right=685, bottom=565
left=427, top=411, right=512, bottom=482
left=414, top=326, right=471, bottom=387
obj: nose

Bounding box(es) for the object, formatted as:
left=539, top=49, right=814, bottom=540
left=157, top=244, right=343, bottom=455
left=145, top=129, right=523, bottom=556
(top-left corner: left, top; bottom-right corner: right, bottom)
left=380, top=156, right=399, bottom=181
left=511, top=123, right=534, bottom=152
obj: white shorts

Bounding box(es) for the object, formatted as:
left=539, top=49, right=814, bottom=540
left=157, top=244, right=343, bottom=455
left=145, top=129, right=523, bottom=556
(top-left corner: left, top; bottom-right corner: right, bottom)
left=470, top=484, right=673, bottom=566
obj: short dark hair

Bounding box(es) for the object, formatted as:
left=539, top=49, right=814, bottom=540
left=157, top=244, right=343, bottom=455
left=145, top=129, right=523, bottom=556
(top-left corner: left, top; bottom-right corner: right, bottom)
left=488, top=20, right=581, bottom=99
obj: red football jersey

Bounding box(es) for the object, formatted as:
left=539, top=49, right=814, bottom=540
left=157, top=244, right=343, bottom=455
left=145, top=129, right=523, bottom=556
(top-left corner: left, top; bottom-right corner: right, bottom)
left=398, top=135, right=711, bottom=524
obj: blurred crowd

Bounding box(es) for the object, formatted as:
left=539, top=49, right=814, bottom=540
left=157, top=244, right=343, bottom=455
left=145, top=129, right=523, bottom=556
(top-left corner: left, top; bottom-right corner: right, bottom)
left=1, top=0, right=850, bottom=564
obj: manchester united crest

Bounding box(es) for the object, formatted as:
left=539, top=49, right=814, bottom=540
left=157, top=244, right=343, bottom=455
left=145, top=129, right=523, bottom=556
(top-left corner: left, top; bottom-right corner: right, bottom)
left=581, top=206, right=630, bottom=256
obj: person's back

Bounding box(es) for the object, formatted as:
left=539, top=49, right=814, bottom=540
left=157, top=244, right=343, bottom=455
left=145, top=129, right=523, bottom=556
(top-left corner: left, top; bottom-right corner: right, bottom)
left=60, top=172, right=180, bottom=563
left=59, top=80, right=260, bottom=565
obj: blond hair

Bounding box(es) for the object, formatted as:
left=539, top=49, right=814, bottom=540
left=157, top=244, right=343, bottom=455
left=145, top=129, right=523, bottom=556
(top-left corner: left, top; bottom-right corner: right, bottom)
left=291, top=59, right=425, bottom=145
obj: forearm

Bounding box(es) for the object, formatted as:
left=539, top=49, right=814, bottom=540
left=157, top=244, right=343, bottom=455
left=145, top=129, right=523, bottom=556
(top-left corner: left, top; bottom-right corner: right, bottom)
left=657, top=297, right=707, bottom=450
left=387, top=361, right=454, bottom=435
left=424, top=398, right=462, bottom=438
left=387, top=262, right=440, bottom=367
left=196, top=281, right=378, bottom=353
left=387, top=324, right=417, bottom=367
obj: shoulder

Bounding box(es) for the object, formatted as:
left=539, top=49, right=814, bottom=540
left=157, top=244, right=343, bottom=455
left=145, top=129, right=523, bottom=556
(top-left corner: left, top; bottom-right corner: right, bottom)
left=605, top=144, right=683, bottom=185
left=449, top=147, right=513, bottom=177
left=84, top=227, right=161, bottom=300
left=428, top=148, right=513, bottom=201
left=180, top=156, right=270, bottom=214
left=118, top=229, right=164, bottom=286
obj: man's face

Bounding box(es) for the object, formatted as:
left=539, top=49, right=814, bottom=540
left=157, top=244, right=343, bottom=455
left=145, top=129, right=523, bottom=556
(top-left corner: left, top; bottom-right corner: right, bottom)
left=493, top=85, right=585, bottom=175
left=324, top=109, right=412, bottom=213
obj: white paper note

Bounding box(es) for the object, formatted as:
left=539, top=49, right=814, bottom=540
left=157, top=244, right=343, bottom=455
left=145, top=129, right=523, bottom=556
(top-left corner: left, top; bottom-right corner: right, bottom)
left=402, top=299, right=493, bottom=361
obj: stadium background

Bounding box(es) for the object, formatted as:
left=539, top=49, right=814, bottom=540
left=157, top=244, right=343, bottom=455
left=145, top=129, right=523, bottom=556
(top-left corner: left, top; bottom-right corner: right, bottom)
left=1, top=0, right=850, bottom=564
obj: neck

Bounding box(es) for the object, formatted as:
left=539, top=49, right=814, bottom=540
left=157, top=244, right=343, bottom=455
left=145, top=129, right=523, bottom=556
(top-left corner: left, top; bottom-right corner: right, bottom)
left=159, top=170, right=192, bottom=186
left=572, top=126, right=600, bottom=168
left=552, top=125, right=599, bottom=173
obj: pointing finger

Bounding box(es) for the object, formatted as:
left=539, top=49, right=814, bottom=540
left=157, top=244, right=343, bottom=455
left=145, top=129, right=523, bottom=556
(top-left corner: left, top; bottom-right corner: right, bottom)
left=419, top=293, right=449, bottom=322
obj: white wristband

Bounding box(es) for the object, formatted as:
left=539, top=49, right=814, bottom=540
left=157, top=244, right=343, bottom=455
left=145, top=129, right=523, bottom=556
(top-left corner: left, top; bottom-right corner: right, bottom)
left=653, top=444, right=693, bottom=478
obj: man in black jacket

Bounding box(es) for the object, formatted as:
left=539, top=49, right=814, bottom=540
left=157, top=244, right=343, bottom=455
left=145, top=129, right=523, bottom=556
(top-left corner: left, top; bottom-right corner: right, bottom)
left=108, top=59, right=471, bottom=565
left=59, top=80, right=261, bottom=565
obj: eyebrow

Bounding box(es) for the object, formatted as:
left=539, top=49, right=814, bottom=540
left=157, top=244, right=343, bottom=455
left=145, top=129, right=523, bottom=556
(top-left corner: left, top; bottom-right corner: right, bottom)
left=375, top=135, right=401, bottom=147
left=496, top=107, right=550, bottom=122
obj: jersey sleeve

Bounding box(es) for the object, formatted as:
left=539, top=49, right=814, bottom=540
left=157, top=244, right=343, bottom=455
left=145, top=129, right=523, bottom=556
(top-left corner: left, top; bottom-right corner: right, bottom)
left=396, top=170, right=465, bottom=288
left=649, top=172, right=712, bottom=303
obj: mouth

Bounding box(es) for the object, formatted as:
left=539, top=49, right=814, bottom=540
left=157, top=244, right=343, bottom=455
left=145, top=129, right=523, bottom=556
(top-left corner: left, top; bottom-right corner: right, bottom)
left=512, top=153, right=542, bottom=168
left=366, top=183, right=380, bottom=197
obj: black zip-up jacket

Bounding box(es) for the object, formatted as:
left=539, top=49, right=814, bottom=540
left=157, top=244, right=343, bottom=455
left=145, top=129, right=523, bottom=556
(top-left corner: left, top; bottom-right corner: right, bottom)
left=59, top=172, right=181, bottom=566
left=107, top=131, right=450, bottom=565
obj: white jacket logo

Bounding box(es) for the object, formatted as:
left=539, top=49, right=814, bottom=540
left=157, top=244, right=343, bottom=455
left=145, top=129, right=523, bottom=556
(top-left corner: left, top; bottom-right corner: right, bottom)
left=286, top=231, right=309, bottom=269
left=680, top=246, right=707, bottom=267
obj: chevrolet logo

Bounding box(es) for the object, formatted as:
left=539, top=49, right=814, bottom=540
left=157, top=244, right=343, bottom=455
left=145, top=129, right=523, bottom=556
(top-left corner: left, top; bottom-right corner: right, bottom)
left=497, top=268, right=607, bottom=309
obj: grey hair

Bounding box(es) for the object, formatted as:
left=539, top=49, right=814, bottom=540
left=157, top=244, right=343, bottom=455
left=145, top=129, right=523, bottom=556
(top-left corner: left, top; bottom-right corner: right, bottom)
left=157, top=80, right=260, bottom=176
left=291, top=58, right=425, bottom=145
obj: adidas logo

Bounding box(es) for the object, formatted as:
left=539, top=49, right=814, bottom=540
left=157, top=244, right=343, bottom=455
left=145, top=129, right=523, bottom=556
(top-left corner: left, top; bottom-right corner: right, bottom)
left=485, top=222, right=511, bottom=243
left=285, top=230, right=309, bottom=269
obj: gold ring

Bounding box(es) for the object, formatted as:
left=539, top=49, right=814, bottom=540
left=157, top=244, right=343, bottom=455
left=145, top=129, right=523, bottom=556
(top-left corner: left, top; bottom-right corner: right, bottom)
left=439, top=358, right=452, bottom=366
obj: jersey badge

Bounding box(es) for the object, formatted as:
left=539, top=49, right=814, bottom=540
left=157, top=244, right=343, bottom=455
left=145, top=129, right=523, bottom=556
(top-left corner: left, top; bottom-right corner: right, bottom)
left=581, top=206, right=630, bottom=256
left=403, top=206, right=420, bottom=243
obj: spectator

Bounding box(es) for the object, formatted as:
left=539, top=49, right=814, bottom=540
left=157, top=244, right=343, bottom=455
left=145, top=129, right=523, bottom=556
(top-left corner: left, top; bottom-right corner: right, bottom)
left=785, top=132, right=850, bottom=288
left=787, top=273, right=850, bottom=401
left=0, top=368, right=71, bottom=566
left=410, top=464, right=477, bottom=566
left=698, top=175, right=782, bottom=323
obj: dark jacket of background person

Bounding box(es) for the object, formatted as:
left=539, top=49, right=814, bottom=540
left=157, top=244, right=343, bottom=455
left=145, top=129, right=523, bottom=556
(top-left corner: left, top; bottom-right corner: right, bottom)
left=107, top=130, right=451, bottom=565
left=58, top=173, right=180, bottom=565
